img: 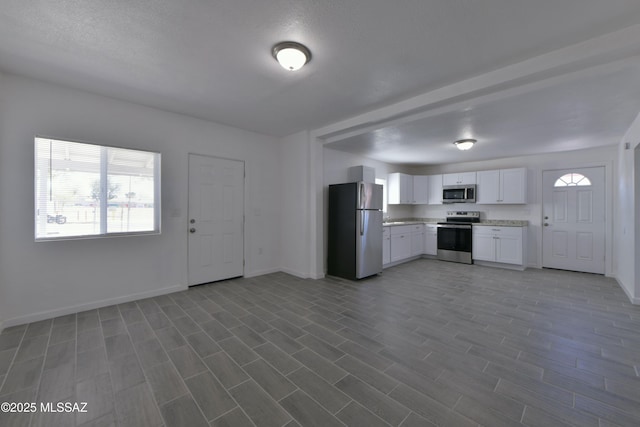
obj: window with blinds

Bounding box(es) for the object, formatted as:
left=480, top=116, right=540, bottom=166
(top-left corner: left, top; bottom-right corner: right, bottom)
left=35, top=137, right=161, bottom=240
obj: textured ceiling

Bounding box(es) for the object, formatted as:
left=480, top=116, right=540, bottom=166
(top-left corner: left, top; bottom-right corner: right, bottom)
left=325, top=60, right=640, bottom=165
left=2, top=1, right=640, bottom=163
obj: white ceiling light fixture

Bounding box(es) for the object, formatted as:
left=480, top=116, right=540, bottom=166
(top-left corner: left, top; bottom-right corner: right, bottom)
left=454, top=139, right=476, bottom=151
left=272, top=42, right=311, bottom=71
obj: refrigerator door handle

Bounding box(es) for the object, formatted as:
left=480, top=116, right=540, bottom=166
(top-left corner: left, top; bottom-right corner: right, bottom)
left=359, top=182, right=366, bottom=209
left=360, top=210, right=365, bottom=236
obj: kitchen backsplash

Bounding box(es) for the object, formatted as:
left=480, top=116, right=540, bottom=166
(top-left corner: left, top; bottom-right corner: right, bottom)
left=404, top=204, right=534, bottom=222
left=387, top=204, right=413, bottom=219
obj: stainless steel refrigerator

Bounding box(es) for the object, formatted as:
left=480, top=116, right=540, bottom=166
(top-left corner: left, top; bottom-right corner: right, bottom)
left=328, top=182, right=383, bottom=280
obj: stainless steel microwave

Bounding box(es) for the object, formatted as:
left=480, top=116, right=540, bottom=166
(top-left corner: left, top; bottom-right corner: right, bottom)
left=442, top=184, right=476, bottom=203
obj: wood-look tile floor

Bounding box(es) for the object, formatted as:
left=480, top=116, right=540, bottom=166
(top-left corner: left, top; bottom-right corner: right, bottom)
left=1, top=259, right=640, bottom=426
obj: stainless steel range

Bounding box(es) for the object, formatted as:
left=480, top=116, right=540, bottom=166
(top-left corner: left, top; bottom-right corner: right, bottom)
left=436, top=211, right=480, bottom=264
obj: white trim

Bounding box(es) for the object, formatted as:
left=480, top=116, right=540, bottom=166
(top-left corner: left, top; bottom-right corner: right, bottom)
left=279, top=267, right=312, bottom=279
left=0, top=284, right=186, bottom=331
left=244, top=267, right=281, bottom=278
left=473, top=260, right=526, bottom=271
left=616, top=277, right=640, bottom=305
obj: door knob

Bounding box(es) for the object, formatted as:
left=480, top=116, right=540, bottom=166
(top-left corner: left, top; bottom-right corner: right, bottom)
left=190, top=228, right=196, bottom=233
left=190, top=219, right=196, bottom=224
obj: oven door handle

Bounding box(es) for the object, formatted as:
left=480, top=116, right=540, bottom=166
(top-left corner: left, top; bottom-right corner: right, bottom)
left=437, top=224, right=472, bottom=229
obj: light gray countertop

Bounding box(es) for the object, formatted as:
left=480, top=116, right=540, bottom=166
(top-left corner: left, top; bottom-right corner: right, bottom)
left=383, top=218, right=529, bottom=227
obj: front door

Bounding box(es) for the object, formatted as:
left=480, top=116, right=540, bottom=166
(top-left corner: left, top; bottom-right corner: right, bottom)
left=188, top=154, right=244, bottom=285
left=542, top=167, right=605, bottom=274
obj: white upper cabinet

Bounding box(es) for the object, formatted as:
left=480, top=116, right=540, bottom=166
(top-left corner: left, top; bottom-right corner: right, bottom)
left=427, top=174, right=443, bottom=205
left=476, top=170, right=500, bottom=203
left=388, top=173, right=413, bottom=204
left=389, top=173, right=430, bottom=204
left=412, top=175, right=429, bottom=204
left=389, top=168, right=524, bottom=204
left=501, top=168, right=527, bottom=203
left=477, top=168, right=527, bottom=204
left=443, top=172, right=476, bottom=186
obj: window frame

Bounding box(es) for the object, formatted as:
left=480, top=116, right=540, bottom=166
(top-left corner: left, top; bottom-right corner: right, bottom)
left=553, top=172, right=592, bottom=187
left=34, top=136, right=161, bottom=242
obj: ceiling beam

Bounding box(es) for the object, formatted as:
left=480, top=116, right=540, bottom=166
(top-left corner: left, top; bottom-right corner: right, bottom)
left=312, top=23, right=640, bottom=143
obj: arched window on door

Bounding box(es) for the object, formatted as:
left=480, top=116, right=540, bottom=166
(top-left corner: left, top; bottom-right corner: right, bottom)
left=554, top=173, right=592, bottom=187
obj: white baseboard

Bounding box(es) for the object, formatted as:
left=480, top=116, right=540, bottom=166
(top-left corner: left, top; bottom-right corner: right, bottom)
left=244, top=267, right=281, bottom=278
left=615, top=277, right=639, bottom=305
left=1, top=284, right=187, bottom=331
left=473, top=260, right=526, bottom=271
left=279, top=267, right=311, bottom=279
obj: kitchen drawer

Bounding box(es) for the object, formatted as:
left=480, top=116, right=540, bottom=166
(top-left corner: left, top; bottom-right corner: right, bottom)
left=410, top=224, right=424, bottom=232
left=390, top=225, right=413, bottom=235
left=486, top=226, right=522, bottom=237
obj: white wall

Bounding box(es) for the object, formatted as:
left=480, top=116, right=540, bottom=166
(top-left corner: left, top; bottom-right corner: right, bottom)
left=0, top=73, right=282, bottom=328
left=280, top=131, right=311, bottom=278
left=323, top=147, right=414, bottom=218
left=615, top=113, right=640, bottom=303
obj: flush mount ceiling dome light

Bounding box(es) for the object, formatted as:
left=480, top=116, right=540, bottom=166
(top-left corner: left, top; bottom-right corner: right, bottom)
left=454, top=139, right=476, bottom=151
left=272, top=41, right=311, bottom=71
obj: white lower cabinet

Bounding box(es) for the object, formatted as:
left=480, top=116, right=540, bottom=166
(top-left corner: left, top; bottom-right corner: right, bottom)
left=391, top=235, right=411, bottom=262
left=472, top=226, right=525, bottom=266
left=389, top=225, right=413, bottom=264
left=410, top=224, right=425, bottom=256
left=496, top=231, right=523, bottom=264
left=383, top=227, right=391, bottom=266
left=384, top=224, right=433, bottom=267
left=472, top=232, right=496, bottom=262
left=383, top=223, right=525, bottom=270
left=424, top=224, right=437, bottom=255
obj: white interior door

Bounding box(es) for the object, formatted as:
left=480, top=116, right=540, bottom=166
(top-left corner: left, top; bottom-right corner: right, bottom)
left=188, top=154, right=244, bottom=285
left=542, top=167, right=605, bottom=274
